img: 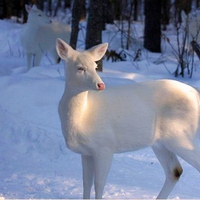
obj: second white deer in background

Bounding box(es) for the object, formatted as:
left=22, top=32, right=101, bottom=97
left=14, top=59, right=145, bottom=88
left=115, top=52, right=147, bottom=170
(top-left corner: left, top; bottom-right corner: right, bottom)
left=20, top=5, right=71, bottom=70
left=56, top=38, right=200, bottom=199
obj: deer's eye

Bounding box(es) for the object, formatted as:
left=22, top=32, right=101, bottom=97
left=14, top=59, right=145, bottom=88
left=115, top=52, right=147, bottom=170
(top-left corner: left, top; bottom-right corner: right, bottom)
left=78, top=67, right=85, bottom=72
left=38, top=14, right=42, bottom=17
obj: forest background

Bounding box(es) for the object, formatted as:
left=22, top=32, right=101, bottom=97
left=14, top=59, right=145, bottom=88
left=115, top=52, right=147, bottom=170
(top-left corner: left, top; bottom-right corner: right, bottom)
left=1, top=0, right=200, bottom=198
left=0, top=0, right=199, bottom=72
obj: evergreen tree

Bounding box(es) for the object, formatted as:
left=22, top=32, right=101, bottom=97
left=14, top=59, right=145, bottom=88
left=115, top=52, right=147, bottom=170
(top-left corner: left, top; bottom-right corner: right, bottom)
left=86, top=0, right=104, bottom=71
left=70, top=0, right=85, bottom=49
left=144, top=0, right=161, bottom=52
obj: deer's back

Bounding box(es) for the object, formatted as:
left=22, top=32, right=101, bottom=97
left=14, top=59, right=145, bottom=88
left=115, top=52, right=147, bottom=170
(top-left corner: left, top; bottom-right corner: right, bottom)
left=84, top=79, right=200, bottom=153
left=36, top=22, right=71, bottom=51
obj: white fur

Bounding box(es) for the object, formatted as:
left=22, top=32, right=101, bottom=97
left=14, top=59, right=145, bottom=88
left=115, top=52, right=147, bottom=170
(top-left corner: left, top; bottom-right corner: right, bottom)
left=56, top=38, right=200, bottom=199
left=20, top=5, right=71, bottom=70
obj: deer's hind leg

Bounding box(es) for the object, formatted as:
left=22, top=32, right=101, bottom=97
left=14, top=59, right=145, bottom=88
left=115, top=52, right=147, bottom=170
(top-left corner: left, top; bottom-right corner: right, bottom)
left=152, top=143, right=183, bottom=199
left=34, top=52, right=43, bottom=67
left=166, top=138, right=200, bottom=173
left=26, top=53, right=33, bottom=70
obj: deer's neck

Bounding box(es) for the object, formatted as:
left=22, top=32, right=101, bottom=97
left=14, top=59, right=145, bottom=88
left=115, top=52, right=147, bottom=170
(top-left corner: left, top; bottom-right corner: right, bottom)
left=67, top=90, right=88, bottom=120
left=59, top=87, right=90, bottom=152
left=59, top=86, right=89, bottom=128
left=26, top=21, right=40, bottom=37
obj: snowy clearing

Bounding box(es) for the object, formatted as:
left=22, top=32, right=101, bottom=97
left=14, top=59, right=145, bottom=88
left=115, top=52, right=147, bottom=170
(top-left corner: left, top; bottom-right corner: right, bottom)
left=0, top=20, right=200, bottom=199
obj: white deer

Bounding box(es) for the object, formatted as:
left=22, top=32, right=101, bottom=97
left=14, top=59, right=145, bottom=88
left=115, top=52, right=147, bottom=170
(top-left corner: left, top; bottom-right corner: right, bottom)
left=20, top=5, right=71, bottom=70
left=56, top=38, right=200, bottom=199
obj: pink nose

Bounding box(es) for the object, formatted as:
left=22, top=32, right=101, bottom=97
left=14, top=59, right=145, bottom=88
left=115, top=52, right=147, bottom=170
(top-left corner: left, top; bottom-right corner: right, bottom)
left=97, top=83, right=105, bottom=90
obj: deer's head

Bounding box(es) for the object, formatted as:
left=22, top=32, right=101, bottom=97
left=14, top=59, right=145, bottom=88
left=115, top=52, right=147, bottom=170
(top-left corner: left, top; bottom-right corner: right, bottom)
left=56, top=38, right=108, bottom=92
left=25, top=4, right=52, bottom=25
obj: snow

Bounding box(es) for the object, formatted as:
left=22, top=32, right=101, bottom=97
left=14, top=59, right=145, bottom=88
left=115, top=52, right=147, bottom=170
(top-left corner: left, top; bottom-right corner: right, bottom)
left=0, top=19, right=200, bottom=199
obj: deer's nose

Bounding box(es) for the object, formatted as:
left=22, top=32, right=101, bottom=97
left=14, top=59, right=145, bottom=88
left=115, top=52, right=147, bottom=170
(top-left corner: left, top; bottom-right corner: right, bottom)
left=97, top=83, right=105, bottom=90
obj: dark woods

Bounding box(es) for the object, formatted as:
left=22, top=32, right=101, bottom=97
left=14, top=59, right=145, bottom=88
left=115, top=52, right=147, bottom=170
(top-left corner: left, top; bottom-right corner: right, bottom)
left=0, top=0, right=71, bottom=23
left=0, top=0, right=198, bottom=50
left=1, top=0, right=200, bottom=73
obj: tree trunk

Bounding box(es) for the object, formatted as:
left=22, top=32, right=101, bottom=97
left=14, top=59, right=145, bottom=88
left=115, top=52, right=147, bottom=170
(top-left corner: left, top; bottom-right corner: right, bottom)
left=0, top=0, right=6, bottom=19
left=70, top=0, right=85, bottom=49
left=113, top=0, right=122, bottom=21
left=53, top=0, right=61, bottom=17
left=86, top=0, right=103, bottom=71
left=144, top=0, right=161, bottom=52
left=161, top=0, right=170, bottom=30
left=36, top=0, right=44, bottom=10
left=133, top=0, right=138, bottom=21
left=126, top=0, right=134, bottom=49
left=191, top=41, right=200, bottom=60
left=48, top=0, right=52, bottom=16
left=21, top=0, right=30, bottom=23
left=196, top=0, right=200, bottom=8
left=5, top=0, right=12, bottom=18
left=102, top=0, right=114, bottom=26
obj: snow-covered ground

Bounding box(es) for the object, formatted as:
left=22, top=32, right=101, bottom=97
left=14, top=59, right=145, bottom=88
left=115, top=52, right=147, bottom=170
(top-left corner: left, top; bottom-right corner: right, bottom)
left=0, top=19, right=200, bottom=199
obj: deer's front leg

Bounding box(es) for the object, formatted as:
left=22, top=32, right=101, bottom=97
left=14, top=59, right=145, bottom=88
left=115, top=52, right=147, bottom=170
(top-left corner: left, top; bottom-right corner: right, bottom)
left=34, top=51, right=42, bottom=67
left=26, top=53, right=33, bottom=70
left=82, top=155, right=94, bottom=199
left=93, top=149, right=113, bottom=199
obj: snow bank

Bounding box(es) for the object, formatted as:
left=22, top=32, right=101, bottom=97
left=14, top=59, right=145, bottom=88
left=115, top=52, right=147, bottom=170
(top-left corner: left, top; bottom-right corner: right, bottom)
left=0, top=20, right=200, bottom=199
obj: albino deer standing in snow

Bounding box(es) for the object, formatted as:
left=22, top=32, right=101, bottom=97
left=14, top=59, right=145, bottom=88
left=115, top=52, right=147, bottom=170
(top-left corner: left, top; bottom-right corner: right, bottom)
left=56, top=38, right=200, bottom=199
left=20, top=5, right=71, bottom=70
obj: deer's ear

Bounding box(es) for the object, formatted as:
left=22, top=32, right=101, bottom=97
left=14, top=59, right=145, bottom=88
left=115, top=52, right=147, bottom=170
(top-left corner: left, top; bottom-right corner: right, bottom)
left=25, top=4, right=32, bottom=13
left=32, top=4, right=38, bottom=10
left=56, top=38, right=75, bottom=60
left=88, top=43, right=108, bottom=61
